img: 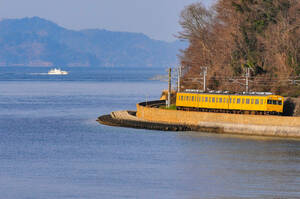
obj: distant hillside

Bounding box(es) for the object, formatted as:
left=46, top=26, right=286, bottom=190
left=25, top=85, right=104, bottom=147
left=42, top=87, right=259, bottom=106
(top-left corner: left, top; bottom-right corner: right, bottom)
left=0, top=17, right=185, bottom=67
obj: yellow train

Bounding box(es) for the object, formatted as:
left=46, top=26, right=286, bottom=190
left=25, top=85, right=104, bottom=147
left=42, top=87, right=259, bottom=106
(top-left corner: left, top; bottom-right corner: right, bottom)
left=176, top=91, right=284, bottom=115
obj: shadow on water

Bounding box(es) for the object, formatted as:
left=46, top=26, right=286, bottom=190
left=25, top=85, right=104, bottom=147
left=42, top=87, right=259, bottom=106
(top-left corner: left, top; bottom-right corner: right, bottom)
left=181, top=131, right=300, bottom=142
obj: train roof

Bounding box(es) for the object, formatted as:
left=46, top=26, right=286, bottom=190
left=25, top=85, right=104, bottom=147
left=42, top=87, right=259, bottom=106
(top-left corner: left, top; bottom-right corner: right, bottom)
left=179, top=89, right=278, bottom=97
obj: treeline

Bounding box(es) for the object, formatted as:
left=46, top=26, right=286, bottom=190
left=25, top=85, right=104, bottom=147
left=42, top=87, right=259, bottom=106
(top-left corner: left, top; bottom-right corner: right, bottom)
left=179, top=0, right=300, bottom=96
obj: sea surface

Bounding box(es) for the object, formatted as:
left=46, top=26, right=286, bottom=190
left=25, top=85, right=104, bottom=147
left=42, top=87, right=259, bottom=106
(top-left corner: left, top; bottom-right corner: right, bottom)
left=0, top=67, right=300, bottom=199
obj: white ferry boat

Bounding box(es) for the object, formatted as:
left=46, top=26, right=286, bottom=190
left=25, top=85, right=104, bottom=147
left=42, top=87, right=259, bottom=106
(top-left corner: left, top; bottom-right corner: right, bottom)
left=48, top=68, right=68, bottom=75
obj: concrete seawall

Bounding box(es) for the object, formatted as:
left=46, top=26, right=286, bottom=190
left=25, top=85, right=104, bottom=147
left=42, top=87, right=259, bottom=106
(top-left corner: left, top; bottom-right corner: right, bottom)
left=136, top=101, right=300, bottom=138
left=97, top=111, right=193, bottom=131
left=97, top=100, right=300, bottom=138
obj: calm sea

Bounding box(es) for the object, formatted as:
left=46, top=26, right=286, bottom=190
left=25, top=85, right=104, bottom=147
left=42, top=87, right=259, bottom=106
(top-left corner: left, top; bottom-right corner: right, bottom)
left=0, top=67, right=300, bottom=199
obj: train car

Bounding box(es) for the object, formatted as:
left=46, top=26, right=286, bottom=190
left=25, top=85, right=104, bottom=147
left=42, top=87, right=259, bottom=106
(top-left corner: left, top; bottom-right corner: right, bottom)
left=176, top=91, right=284, bottom=115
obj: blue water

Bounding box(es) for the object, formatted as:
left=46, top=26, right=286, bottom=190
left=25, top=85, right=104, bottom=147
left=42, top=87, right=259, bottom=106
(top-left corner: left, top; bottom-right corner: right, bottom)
left=1, top=67, right=300, bottom=199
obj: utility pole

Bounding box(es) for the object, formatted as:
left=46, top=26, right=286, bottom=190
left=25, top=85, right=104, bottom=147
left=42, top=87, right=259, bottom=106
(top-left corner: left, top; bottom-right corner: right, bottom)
left=245, top=67, right=250, bottom=93
left=167, top=68, right=172, bottom=108
left=177, top=66, right=181, bottom=92
left=203, top=67, right=207, bottom=92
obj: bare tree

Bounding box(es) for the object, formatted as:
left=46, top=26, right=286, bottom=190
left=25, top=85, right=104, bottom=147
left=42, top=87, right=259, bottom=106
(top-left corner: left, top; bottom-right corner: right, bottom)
left=178, top=0, right=300, bottom=95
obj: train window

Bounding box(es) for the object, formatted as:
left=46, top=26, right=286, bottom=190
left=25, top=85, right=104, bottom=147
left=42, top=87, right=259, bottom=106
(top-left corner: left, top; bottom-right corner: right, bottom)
left=230, top=99, right=232, bottom=104
left=251, top=99, right=254, bottom=104
left=224, top=98, right=226, bottom=103
left=216, top=98, right=218, bottom=103
left=242, top=99, right=245, bottom=104
left=267, top=100, right=272, bottom=104
left=260, top=99, right=263, bottom=104
left=237, top=98, right=241, bottom=104
left=219, top=98, right=222, bottom=103
left=255, top=99, right=259, bottom=104
left=192, top=96, right=194, bottom=101
left=205, top=97, right=208, bottom=102
left=209, top=97, right=211, bottom=102
left=278, top=101, right=282, bottom=105
left=212, top=97, right=215, bottom=103
left=246, top=99, right=250, bottom=104
left=272, top=100, right=277, bottom=105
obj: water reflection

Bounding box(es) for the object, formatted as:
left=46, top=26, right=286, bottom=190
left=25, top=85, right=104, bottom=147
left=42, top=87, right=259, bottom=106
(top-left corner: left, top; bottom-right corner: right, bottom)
left=177, top=132, right=300, bottom=198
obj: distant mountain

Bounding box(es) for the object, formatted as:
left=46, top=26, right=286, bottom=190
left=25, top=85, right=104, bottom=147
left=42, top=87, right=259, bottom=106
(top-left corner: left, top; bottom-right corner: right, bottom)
left=0, top=17, right=186, bottom=67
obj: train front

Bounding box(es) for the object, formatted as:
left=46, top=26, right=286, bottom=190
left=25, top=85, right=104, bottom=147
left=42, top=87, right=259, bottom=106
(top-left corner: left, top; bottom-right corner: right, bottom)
left=266, top=95, right=284, bottom=114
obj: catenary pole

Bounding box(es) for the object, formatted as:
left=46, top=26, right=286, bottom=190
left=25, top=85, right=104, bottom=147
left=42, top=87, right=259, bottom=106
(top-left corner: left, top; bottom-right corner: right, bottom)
left=246, top=67, right=249, bottom=93
left=203, top=67, right=207, bottom=92
left=167, top=68, right=172, bottom=108
left=177, top=66, right=181, bottom=92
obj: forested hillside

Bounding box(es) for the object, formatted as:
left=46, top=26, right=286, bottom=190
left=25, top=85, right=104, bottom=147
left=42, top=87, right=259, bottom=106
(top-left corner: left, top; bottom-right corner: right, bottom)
left=179, top=0, right=299, bottom=96
left=0, top=17, right=184, bottom=67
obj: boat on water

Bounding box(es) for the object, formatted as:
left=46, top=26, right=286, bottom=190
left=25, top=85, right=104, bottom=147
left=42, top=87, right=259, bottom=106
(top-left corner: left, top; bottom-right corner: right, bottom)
left=48, top=68, right=68, bottom=75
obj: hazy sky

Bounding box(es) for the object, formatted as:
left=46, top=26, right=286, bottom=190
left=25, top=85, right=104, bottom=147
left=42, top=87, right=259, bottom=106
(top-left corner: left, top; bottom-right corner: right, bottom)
left=0, top=0, right=214, bottom=41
